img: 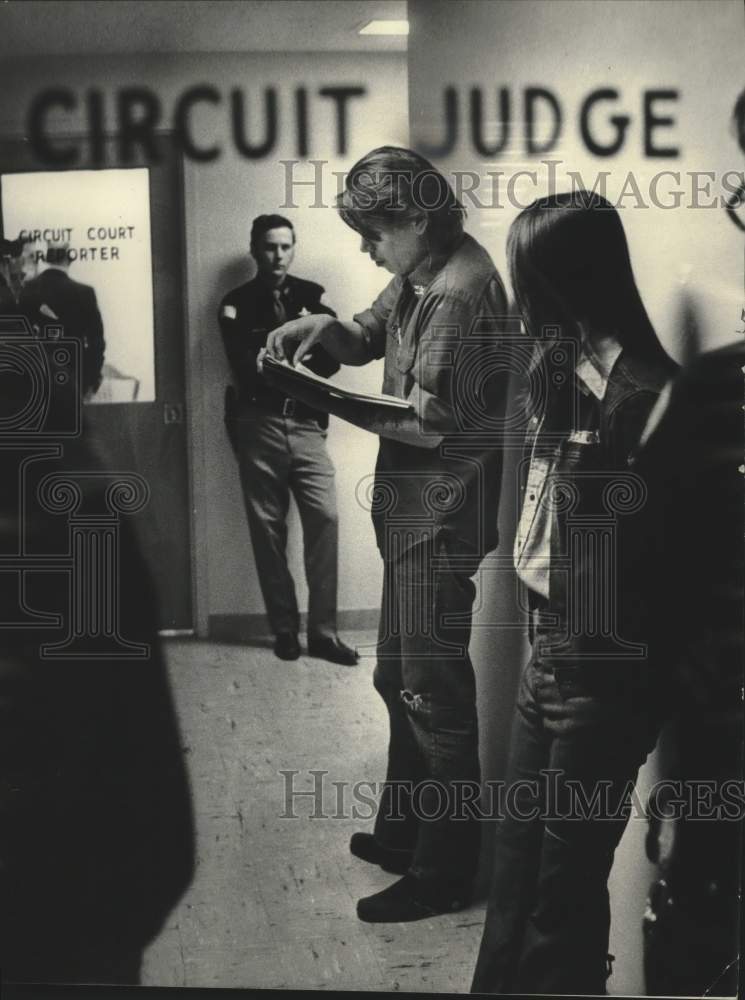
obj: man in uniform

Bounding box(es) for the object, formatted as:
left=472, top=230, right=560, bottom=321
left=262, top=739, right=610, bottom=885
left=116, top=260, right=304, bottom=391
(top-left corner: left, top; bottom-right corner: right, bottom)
left=218, top=214, right=357, bottom=665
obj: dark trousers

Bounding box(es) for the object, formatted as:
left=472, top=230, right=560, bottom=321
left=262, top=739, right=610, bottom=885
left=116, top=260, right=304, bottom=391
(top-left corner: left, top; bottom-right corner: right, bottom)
left=372, top=534, right=482, bottom=889
left=3, top=927, right=144, bottom=985
left=471, top=644, right=658, bottom=995
left=237, top=410, right=338, bottom=636
left=643, top=715, right=743, bottom=996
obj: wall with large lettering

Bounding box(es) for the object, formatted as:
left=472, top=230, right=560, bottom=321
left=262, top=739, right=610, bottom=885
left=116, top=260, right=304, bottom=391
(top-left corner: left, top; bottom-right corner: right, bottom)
left=408, top=0, right=744, bottom=359
left=0, top=51, right=408, bottom=631
left=408, top=0, right=743, bottom=993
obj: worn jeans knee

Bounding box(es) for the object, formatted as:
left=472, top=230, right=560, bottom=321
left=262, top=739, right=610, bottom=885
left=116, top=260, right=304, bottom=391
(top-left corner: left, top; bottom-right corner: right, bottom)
left=399, top=688, right=478, bottom=744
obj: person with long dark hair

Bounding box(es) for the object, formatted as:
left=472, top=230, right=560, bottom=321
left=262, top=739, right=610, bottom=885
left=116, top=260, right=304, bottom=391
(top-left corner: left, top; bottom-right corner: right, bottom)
left=724, top=88, right=745, bottom=231
left=471, top=191, right=677, bottom=995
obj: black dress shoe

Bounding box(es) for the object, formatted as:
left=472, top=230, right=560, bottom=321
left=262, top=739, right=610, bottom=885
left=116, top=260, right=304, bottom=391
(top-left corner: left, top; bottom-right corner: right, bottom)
left=356, top=874, right=470, bottom=923
left=274, top=632, right=300, bottom=660
left=349, top=832, right=413, bottom=875
left=307, top=633, right=359, bottom=665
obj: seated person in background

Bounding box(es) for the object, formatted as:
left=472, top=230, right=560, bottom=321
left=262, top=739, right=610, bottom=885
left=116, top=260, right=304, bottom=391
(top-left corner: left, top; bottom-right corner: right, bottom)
left=0, top=236, right=24, bottom=312
left=18, top=237, right=105, bottom=400
left=0, top=263, right=15, bottom=313
left=218, top=214, right=357, bottom=665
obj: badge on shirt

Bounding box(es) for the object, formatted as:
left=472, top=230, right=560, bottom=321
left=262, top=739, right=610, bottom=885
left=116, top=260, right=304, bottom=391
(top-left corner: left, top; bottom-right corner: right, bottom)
left=222, top=304, right=237, bottom=320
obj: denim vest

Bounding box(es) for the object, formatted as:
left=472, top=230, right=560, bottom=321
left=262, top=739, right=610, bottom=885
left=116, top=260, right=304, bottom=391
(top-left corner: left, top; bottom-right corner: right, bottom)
left=518, top=347, right=671, bottom=676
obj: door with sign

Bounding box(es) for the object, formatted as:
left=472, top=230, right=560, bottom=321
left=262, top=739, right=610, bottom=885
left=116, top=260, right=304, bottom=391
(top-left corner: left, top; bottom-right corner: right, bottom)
left=0, top=136, right=192, bottom=631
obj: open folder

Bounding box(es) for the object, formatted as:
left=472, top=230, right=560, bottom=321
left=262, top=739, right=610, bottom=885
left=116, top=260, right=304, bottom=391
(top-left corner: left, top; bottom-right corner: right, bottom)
left=262, top=354, right=414, bottom=411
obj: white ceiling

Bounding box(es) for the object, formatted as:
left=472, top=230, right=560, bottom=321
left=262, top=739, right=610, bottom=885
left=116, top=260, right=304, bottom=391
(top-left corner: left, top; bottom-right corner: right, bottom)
left=0, top=0, right=408, bottom=57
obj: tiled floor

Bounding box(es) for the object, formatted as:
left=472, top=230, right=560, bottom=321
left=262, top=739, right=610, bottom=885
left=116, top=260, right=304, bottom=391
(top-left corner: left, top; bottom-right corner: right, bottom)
left=141, top=634, right=486, bottom=992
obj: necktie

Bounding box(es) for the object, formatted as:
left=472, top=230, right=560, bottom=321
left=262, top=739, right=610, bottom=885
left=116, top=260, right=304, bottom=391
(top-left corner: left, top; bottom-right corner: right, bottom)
left=272, top=287, right=287, bottom=327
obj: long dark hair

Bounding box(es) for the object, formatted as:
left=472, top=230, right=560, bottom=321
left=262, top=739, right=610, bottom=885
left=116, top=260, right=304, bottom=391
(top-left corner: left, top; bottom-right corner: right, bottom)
left=508, top=191, right=676, bottom=375
left=734, top=87, right=745, bottom=155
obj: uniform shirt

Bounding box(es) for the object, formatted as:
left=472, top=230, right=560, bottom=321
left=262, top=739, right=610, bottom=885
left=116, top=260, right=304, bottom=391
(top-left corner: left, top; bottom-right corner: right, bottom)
left=514, top=338, right=623, bottom=599
left=218, top=274, right=340, bottom=420
left=352, top=233, right=510, bottom=559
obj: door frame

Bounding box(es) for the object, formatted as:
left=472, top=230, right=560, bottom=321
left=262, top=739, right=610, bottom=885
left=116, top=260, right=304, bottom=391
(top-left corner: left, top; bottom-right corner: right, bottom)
left=0, top=129, right=199, bottom=633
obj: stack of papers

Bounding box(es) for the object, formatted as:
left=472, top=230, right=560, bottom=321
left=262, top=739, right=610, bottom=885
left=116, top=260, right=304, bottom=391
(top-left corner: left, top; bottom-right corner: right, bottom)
left=262, top=355, right=414, bottom=411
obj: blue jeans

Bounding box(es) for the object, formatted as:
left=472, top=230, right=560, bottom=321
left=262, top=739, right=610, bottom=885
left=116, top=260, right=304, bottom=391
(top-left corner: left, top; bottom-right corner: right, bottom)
left=471, top=640, right=658, bottom=995
left=371, top=535, right=482, bottom=889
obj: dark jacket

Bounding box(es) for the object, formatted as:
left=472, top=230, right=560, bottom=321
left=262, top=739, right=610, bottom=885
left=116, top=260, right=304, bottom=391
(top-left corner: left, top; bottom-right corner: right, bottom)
left=521, top=346, right=671, bottom=689
left=631, top=341, right=745, bottom=719
left=218, top=273, right=340, bottom=427
left=0, top=416, right=194, bottom=980
left=19, top=268, right=105, bottom=396
left=0, top=270, right=16, bottom=313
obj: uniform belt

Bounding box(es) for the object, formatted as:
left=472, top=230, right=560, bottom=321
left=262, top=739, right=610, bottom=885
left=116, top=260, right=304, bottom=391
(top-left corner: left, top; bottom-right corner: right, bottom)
left=248, top=394, right=321, bottom=420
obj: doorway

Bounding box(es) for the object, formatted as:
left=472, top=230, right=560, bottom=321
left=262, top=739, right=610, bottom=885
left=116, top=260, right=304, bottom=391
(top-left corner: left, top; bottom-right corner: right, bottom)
left=0, top=134, right=193, bottom=631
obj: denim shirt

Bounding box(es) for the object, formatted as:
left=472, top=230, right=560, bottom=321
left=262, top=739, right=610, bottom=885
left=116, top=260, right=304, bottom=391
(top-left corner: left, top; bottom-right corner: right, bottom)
left=353, top=234, right=512, bottom=561
left=516, top=342, right=671, bottom=663
left=515, top=338, right=623, bottom=598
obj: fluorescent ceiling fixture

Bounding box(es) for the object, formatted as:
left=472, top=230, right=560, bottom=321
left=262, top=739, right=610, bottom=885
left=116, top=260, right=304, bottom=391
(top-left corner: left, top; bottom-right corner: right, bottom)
left=358, top=19, right=410, bottom=35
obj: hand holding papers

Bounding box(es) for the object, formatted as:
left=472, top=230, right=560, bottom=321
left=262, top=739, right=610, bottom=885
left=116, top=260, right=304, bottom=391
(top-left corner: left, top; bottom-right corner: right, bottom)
left=261, top=315, right=427, bottom=447
left=260, top=353, right=413, bottom=412
left=265, top=312, right=334, bottom=367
